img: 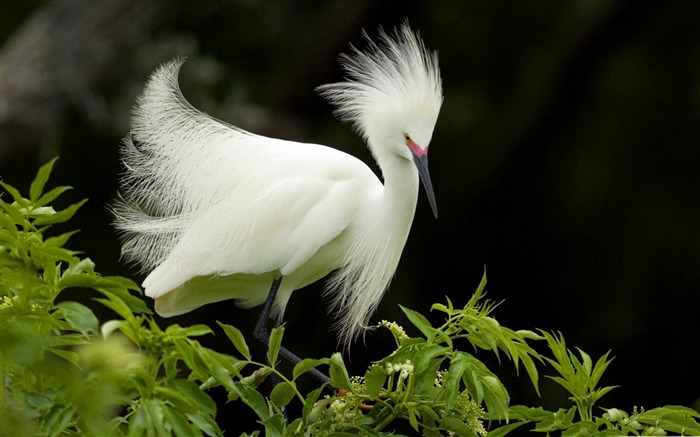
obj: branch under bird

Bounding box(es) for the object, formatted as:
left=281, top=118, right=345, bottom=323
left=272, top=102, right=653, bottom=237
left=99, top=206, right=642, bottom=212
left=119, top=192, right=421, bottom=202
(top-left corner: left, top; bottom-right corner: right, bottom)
left=114, top=23, right=443, bottom=369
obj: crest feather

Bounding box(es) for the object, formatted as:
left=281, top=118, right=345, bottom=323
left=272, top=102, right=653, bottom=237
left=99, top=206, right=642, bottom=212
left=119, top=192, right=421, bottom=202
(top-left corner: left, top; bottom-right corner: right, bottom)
left=317, top=22, right=443, bottom=142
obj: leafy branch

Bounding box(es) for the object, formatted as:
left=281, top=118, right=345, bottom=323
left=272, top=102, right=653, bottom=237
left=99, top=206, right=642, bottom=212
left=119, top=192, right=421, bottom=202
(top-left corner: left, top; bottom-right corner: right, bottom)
left=2, top=159, right=698, bottom=436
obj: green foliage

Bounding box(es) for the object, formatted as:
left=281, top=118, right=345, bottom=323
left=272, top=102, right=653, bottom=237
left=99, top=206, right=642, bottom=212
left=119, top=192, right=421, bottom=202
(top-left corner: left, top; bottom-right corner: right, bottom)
left=1, top=159, right=698, bottom=436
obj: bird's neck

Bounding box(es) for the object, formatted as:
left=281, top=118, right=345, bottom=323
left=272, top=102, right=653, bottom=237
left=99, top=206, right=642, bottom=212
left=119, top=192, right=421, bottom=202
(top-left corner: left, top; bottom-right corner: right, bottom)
left=377, top=152, right=420, bottom=229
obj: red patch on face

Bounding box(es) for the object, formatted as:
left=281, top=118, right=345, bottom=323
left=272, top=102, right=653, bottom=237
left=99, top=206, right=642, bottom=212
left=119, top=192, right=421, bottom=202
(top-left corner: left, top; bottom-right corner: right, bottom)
left=406, top=140, right=428, bottom=157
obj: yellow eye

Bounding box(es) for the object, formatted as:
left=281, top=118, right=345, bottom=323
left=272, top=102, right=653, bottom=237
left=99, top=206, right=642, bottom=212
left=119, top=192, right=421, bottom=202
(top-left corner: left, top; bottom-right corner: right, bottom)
left=403, top=133, right=411, bottom=142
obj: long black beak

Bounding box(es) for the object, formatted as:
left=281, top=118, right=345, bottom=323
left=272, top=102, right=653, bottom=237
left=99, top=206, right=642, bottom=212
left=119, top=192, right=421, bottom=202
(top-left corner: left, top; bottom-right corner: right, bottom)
left=412, top=153, right=438, bottom=219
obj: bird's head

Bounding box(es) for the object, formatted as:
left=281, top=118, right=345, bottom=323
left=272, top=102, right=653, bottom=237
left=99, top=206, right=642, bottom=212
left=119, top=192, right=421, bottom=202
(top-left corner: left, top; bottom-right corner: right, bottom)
left=317, top=22, right=443, bottom=218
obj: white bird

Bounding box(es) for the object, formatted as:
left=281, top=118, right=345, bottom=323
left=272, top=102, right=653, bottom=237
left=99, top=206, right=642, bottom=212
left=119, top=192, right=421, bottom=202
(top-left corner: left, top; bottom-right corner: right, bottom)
left=114, top=23, right=443, bottom=352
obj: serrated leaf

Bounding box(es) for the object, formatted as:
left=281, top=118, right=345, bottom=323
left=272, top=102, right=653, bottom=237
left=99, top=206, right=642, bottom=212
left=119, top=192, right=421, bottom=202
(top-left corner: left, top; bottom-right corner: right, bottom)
left=561, top=421, right=597, bottom=436
left=217, top=322, right=251, bottom=360
left=30, top=158, right=58, bottom=202
left=486, top=421, right=528, bottom=437
left=270, top=381, right=296, bottom=407
left=163, top=407, right=199, bottom=437
left=267, top=326, right=284, bottom=366
left=34, top=199, right=87, bottom=226
left=94, top=294, right=134, bottom=321
left=301, top=386, right=324, bottom=424
left=41, top=404, right=75, bottom=436
left=445, top=353, right=470, bottom=409
left=292, top=358, right=324, bottom=380
left=0, top=197, right=30, bottom=227
left=407, top=406, right=419, bottom=431
left=591, top=385, right=617, bottom=404
left=172, top=379, right=217, bottom=416
left=44, top=230, right=79, bottom=248
left=412, top=344, right=449, bottom=375
left=0, top=181, right=28, bottom=205
left=47, top=348, right=80, bottom=365
left=479, top=375, right=510, bottom=419
left=517, top=343, right=541, bottom=396
left=328, top=352, right=352, bottom=391
left=154, top=386, right=198, bottom=412
left=95, top=286, right=150, bottom=315
left=364, top=365, right=387, bottom=398
left=185, top=411, right=221, bottom=437
left=439, top=417, right=477, bottom=436
left=0, top=208, right=19, bottom=231
left=55, top=301, right=99, bottom=335
left=35, top=185, right=72, bottom=208
left=400, top=305, right=435, bottom=340
left=101, top=320, right=125, bottom=338
left=589, top=351, right=613, bottom=388
left=261, top=412, right=286, bottom=437
left=575, top=347, right=592, bottom=375
left=229, top=382, right=270, bottom=421
left=638, top=407, right=700, bottom=435
left=180, top=324, right=213, bottom=337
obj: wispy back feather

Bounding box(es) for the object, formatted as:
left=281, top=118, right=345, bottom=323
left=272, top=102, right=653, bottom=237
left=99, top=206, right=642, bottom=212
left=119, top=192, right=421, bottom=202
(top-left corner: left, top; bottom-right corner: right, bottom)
left=114, top=58, right=258, bottom=271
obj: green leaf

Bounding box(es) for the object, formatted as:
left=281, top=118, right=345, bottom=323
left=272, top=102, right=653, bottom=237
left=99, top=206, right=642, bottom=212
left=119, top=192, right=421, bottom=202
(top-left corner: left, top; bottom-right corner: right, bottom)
left=589, top=350, right=614, bottom=389
left=444, top=353, right=468, bottom=410
left=292, top=358, right=324, bottom=380
left=229, top=382, right=270, bottom=421
left=260, top=412, right=286, bottom=437
left=0, top=197, right=30, bottom=228
left=41, top=404, right=75, bottom=437
left=34, top=199, right=87, bottom=226
left=163, top=408, right=199, bottom=437
left=440, top=417, right=478, bottom=436
left=217, top=322, right=251, bottom=360
left=35, top=185, right=72, bottom=208
left=143, top=398, right=168, bottom=436
left=639, top=407, right=700, bottom=435
left=101, top=320, right=126, bottom=338
left=364, top=365, right=387, bottom=398
left=400, top=305, right=435, bottom=340
left=328, top=352, right=352, bottom=391
left=30, top=158, right=58, bottom=202
left=94, top=294, right=133, bottom=321
left=155, top=386, right=199, bottom=412
left=185, top=411, right=221, bottom=437
left=55, top=301, right=99, bottom=335
left=180, top=324, right=213, bottom=337
left=487, top=421, right=528, bottom=437
left=449, top=352, right=510, bottom=419
left=479, top=375, right=510, bottom=420
left=0, top=207, right=19, bottom=231
left=47, top=348, right=80, bottom=365
left=412, top=343, right=449, bottom=375
left=0, top=181, right=29, bottom=205
left=270, top=381, right=296, bottom=407
left=301, top=386, right=324, bottom=425
left=171, top=379, right=217, bottom=416
left=267, top=326, right=284, bottom=366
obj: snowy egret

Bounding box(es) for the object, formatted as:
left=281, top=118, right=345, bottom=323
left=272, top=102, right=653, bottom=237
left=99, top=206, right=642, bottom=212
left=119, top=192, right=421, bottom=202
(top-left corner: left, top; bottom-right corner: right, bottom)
left=114, top=24, right=442, bottom=357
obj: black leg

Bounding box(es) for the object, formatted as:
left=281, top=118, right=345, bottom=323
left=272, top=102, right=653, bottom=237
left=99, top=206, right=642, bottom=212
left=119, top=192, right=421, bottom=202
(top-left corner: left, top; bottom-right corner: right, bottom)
left=254, top=276, right=331, bottom=385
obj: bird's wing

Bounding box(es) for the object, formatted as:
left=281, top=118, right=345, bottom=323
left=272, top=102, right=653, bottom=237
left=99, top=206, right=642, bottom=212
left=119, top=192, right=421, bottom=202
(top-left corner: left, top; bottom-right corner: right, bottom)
left=114, top=58, right=381, bottom=300
left=143, top=151, right=378, bottom=300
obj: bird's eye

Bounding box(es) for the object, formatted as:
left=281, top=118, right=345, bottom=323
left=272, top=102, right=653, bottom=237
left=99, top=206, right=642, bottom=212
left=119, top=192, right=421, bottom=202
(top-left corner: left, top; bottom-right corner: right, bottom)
left=403, top=133, right=412, bottom=142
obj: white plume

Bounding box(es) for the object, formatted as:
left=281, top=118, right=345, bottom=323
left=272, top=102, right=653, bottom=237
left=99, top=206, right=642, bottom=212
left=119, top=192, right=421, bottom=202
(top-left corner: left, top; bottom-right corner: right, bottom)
left=114, top=22, right=442, bottom=350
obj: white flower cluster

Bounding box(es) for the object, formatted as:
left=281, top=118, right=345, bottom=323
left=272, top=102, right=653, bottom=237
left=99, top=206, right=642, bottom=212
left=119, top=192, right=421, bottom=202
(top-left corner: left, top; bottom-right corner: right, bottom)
left=385, top=359, right=414, bottom=379
left=328, top=399, right=359, bottom=425
left=378, top=320, right=408, bottom=340
left=434, top=370, right=447, bottom=387
left=0, top=296, right=14, bottom=308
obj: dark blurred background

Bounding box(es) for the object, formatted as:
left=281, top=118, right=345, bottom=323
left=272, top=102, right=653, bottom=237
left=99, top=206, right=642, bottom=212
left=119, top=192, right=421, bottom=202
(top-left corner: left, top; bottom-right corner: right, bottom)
left=2, top=0, right=698, bottom=432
